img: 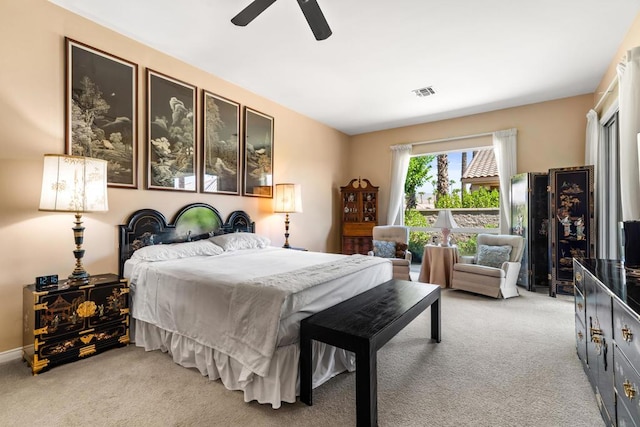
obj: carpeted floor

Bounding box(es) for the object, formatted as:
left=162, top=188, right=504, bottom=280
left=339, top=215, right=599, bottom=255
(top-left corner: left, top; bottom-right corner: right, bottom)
left=0, top=287, right=604, bottom=427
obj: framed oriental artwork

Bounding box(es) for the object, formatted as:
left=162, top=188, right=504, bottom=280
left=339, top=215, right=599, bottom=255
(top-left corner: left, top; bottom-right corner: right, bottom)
left=146, top=69, right=196, bottom=191
left=242, top=107, right=274, bottom=198
left=66, top=38, right=138, bottom=188
left=202, top=90, right=240, bottom=195
left=549, top=165, right=595, bottom=296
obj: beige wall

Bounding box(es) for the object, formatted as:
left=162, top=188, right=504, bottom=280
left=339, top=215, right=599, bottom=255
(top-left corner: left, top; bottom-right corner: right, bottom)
left=0, top=0, right=349, bottom=352
left=350, top=94, right=594, bottom=223
left=594, top=12, right=640, bottom=112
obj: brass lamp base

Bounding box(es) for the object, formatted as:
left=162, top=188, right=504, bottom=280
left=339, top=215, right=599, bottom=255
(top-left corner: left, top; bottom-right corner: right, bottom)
left=283, top=212, right=291, bottom=248
left=68, top=212, right=90, bottom=286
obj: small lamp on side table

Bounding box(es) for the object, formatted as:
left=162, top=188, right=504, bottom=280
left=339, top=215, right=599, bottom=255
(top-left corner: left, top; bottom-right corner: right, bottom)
left=39, top=154, right=109, bottom=285
left=274, top=183, right=303, bottom=248
left=434, top=209, right=458, bottom=247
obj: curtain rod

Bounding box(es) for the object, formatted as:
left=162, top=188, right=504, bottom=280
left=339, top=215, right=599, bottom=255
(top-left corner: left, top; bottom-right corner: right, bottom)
left=411, top=131, right=493, bottom=147
left=593, top=75, right=618, bottom=112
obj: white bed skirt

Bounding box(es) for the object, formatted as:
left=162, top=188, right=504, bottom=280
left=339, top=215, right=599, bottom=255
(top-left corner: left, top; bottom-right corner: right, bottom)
left=133, top=319, right=355, bottom=408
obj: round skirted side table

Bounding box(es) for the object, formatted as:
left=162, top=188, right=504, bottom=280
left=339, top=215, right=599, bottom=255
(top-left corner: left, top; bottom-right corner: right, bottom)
left=418, top=244, right=460, bottom=287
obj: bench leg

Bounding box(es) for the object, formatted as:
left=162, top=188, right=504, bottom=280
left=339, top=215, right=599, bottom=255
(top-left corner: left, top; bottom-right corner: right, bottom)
left=431, top=297, right=441, bottom=342
left=300, top=333, right=313, bottom=405
left=355, top=343, right=377, bottom=427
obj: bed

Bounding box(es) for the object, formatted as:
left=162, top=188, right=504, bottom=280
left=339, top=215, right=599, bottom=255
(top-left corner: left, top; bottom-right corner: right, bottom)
left=119, top=203, right=393, bottom=408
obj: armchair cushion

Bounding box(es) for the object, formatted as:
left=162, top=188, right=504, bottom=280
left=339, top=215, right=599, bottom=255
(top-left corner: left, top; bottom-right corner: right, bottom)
left=476, top=244, right=512, bottom=268
left=373, top=240, right=396, bottom=258
left=453, top=262, right=506, bottom=278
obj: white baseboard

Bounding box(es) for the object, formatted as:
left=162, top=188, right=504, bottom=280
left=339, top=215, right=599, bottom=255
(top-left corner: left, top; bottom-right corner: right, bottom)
left=0, top=347, right=23, bottom=364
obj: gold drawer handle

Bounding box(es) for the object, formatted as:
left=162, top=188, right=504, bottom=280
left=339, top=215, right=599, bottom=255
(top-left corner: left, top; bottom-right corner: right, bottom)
left=76, top=301, right=97, bottom=318
left=624, top=380, right=637, bottom=400
left=590, top=329, right=603, bottom=355
left=577, top=303, right=583, bottom=311
left=575, top=272, right=583, bottom=282
left=622, top=326, right=633, bottom=342
left=577, top=331, right=584, bottom=341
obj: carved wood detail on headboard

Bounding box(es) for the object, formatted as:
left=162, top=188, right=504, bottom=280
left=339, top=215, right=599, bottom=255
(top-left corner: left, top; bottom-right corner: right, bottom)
left=118, top=203, right=255, bottom=277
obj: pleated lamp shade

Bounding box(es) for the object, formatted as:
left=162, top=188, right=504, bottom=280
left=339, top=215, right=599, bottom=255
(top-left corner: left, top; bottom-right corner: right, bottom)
left=39, top=154, right=109, bottom=213
left=274, top=183, right=302, bottom=213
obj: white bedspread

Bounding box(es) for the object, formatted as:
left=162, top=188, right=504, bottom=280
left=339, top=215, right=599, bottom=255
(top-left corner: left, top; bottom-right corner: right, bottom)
left=126, top=247, right=392, bottom=377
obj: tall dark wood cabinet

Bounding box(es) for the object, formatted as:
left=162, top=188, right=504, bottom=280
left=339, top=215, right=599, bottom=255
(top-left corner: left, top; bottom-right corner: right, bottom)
left=549, top=166, right=595, bottom=296
left=23, top=273, right=130, bottom=374
left=510, top=172, right=549, bottom=292
left=340, top=178, right=378, bottom=255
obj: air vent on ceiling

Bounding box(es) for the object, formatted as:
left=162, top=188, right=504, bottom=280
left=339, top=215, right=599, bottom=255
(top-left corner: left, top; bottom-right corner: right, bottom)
left=412, top=86, right=436, bottom=97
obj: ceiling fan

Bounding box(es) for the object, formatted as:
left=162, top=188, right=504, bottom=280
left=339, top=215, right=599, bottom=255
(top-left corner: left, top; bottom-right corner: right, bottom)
left=231, top=0, right=332, bottom=41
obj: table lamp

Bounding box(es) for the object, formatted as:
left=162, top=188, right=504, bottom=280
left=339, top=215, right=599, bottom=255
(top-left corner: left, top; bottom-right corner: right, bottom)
left=434, top=209, right=458, bottom=247
left=39, top=154, right=109, bottom=285
left=274, top=183, right=302, bottom=248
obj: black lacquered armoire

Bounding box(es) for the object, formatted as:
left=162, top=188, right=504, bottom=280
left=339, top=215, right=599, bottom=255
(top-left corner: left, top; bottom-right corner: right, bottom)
left=510, top=172, right=549, bottom=292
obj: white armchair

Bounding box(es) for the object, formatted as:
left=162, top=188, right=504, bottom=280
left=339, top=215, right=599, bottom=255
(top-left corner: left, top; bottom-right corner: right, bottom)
left=450, top=234, right=524, bottom=298
left=367, top=225, right=412, bottom=281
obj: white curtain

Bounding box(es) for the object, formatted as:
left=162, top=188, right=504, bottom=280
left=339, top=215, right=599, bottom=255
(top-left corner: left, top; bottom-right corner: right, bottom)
left=492, top=128, right=517, bottom=234
left=585, top=109, right=599, bottom=166
left=586, top=109, right=606, bottom=258
left=387, top=144, right=412, bottom=225
left=617, top=47, right=640, bottom=221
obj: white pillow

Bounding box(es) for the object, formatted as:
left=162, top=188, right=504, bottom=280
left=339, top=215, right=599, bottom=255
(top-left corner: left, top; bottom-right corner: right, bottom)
left=131, top=240, right=224, bottom=262
left=209, top=233, right=270, bottom=251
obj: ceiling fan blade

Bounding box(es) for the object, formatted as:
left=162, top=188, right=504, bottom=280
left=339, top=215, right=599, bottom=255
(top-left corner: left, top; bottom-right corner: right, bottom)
left=231, top=0, right=278, bottom=27
left=297, top=0, right=332, bottom=40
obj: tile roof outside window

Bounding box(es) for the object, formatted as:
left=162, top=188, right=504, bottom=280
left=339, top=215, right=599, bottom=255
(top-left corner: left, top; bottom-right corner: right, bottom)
left=461, top=149, right=498, bottom=180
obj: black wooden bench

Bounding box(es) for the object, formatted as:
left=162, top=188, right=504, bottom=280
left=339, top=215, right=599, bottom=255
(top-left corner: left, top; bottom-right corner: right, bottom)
left=300, top=279, right=441, bottom=426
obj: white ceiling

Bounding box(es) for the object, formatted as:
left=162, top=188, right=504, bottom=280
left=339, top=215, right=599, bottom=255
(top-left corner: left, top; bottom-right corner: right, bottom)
left=50, top=0, right=640, bottom=135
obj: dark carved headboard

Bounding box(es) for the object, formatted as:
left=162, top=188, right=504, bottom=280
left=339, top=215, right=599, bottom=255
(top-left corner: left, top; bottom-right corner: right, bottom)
left=118, top=203, right=255, bottom=277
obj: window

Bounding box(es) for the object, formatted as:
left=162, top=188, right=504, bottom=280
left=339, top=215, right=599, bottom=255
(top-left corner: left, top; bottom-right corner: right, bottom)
left=404, top=147, right=500, bottom=257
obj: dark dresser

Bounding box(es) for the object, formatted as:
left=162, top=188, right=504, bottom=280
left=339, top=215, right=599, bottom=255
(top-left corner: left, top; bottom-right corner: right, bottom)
left=574, top=258, right=640, bottom=426
left=23, top=273, right=130, bottom=374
